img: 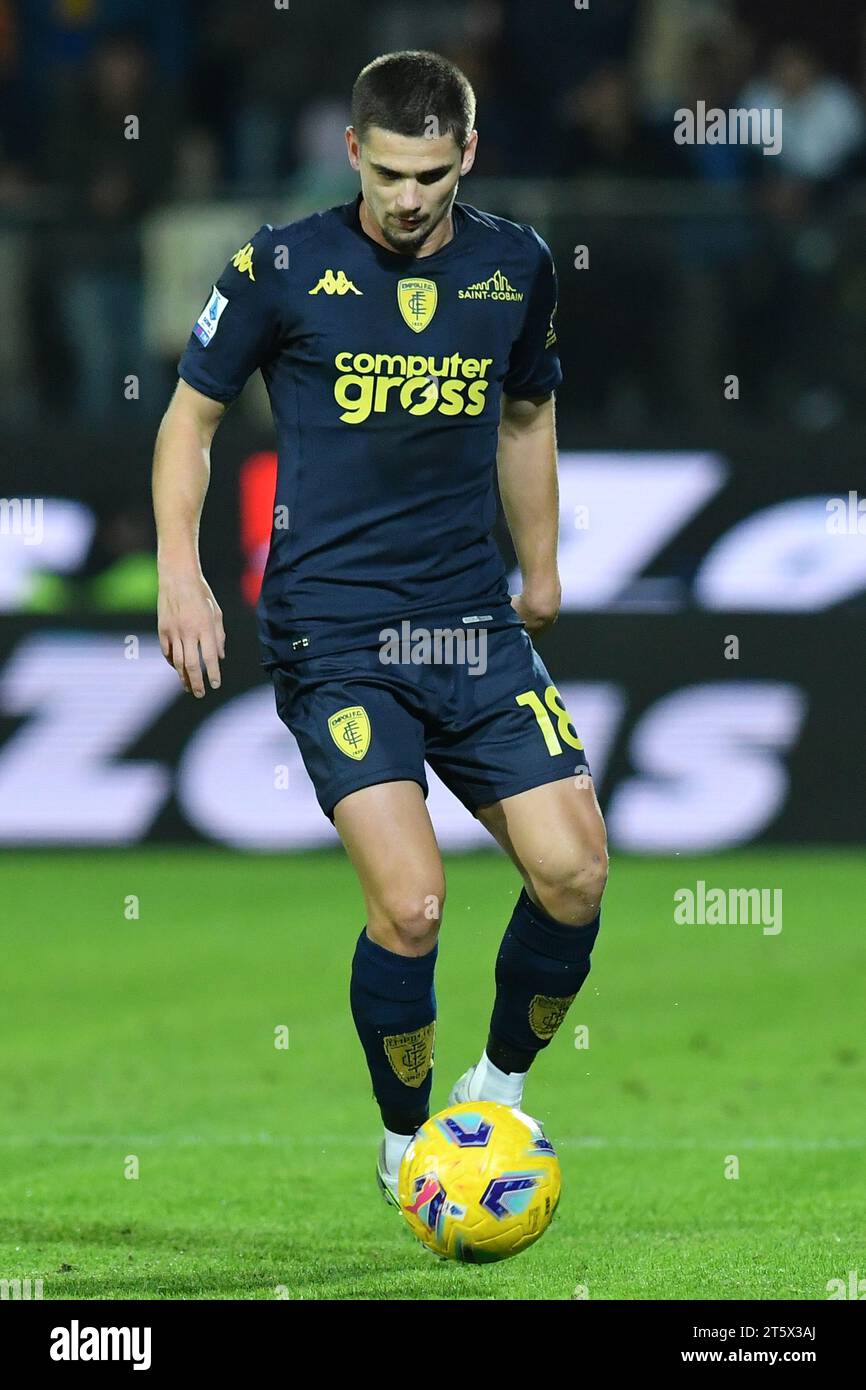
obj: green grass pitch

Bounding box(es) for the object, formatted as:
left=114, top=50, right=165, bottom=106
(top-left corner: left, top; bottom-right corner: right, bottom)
left=0, top=847, right=863, bottom=1300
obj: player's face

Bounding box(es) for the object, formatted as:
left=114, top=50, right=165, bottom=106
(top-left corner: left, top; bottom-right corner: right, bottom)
left=346, top=125, right=477, bottom=254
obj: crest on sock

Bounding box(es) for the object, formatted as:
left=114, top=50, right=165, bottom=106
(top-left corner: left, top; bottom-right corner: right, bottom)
left=528, top=993, right=576, bottom=1041
left=383, top=1021, right=436, bottom=1086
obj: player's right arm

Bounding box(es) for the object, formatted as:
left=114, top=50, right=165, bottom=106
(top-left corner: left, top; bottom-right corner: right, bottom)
left=153, top=379, right=227, bottom=698
left=154, top=223, right=283, bottom=697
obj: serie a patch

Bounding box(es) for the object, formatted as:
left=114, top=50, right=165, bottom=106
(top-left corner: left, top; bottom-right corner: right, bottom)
left=194, top=285, right=229, bottom=345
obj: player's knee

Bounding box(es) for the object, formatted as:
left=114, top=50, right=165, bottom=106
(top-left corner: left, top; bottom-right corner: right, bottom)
left=370, top=883, right=445, bottom=955
left=530, top=842, right=608, bottom=926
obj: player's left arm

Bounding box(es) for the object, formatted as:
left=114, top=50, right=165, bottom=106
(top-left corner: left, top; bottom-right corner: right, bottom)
left=497, top=391, right=561, bottom=635
left=497, top=231, right=563, bottom=634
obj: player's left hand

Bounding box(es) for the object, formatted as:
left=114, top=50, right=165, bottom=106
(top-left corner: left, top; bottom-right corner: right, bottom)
left=511, top=583, right=561, bottom=635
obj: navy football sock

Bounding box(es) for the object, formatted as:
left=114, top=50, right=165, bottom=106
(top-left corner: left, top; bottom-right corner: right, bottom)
left=349, top=928, right=437, bottom=1134
left=488, top=888, right=600, bottom=1070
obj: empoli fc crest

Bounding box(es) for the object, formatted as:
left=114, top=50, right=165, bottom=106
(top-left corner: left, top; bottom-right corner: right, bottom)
left=328, top=706, right=371, bottom=760
left=384, top=1021, right=436, bottom=1086
left=528, top=992, right=576, bottom=1041
left=398, top=278, right=437, bottom=333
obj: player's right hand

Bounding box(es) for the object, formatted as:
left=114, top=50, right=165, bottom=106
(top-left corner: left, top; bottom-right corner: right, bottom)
left=157, top=572, right=226, bottom=698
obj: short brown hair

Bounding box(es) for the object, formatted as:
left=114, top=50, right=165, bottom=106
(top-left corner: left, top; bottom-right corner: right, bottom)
left=351, top=50, right=476, bottom=152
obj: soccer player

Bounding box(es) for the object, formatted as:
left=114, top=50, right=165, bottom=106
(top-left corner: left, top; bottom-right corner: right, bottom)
left=153, top=51, right=608, bottom=1206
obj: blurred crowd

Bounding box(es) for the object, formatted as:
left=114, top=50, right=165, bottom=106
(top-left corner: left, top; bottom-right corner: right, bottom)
left=0, top=0, right=865, bottom=428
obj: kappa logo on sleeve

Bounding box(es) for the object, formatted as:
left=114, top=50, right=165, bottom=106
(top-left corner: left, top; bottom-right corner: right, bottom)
left=231, top=241, right=256, bottom=280
left=194, top=285, right=229, bottom=346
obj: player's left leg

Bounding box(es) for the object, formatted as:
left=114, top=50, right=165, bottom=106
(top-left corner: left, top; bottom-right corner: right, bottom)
left=421, top=621, right=607, bottom=1108
left=452, top=773, right=607, bottom=1108
left=334, top=779, right=444, bottom=1205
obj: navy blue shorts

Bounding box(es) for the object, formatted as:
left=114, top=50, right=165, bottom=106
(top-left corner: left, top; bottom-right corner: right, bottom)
left=271, top=624, right=591, bottom=821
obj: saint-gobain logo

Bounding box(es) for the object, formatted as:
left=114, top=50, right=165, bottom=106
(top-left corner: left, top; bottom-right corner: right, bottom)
left=50, top=1321, right=152, bottom=1371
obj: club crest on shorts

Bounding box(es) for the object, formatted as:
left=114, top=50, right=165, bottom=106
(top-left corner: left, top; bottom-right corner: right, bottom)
left=397, top=277, right=437, bottom=333
left=383, top=1021, right=436, bottom=1087
left=528, top=992, right=576, bottom=1041
left=327, top=705, right=371, bottom=760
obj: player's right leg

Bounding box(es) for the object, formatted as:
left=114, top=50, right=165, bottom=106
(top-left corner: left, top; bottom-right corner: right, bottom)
left=271, top=650, right=442, bottom=1208
left=334, top=781, right=444, bottom=1206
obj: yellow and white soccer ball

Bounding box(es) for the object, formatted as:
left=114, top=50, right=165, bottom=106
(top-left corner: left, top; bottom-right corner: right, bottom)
left=398, top=1101, right=561, bottom=1263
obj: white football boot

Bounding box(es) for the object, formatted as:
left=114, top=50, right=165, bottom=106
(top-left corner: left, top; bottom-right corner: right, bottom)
left=375, top=1133, right=446, bottom=1259
left=375, top=1128, right=417, bottom=1210
left=375, top=1140, right=401, bottom=1209
left=448, top=1051, right=528, bottom=1110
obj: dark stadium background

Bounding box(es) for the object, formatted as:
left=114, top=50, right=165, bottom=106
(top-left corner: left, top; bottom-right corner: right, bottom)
left=0, top=0, right=865, bottom=1313
left=1, top=0, right=864, bottom=852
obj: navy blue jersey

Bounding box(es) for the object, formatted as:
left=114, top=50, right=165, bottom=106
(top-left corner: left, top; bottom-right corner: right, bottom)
left=177, top=193, right=562, bottom=670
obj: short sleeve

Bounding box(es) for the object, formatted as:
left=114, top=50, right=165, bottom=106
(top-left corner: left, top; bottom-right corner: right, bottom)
left=178, top=224, right=282, bottom=404
left=502, top=232, right=563, bottom=400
